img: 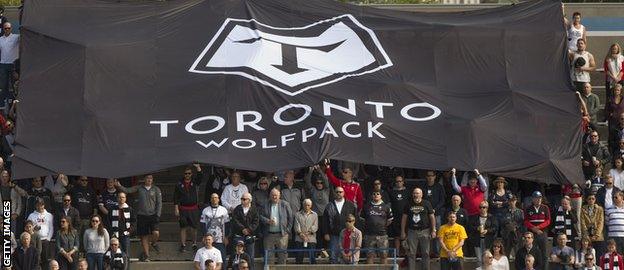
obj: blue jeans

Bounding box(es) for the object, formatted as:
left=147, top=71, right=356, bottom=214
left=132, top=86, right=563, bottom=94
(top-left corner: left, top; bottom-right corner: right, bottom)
left=119, top=235, right=131, bottom=254
left=86, top=253, right=104, bottom=270
left=214, top=242, right=227, bottom=266
left=329, top=235, right=340, bottom=264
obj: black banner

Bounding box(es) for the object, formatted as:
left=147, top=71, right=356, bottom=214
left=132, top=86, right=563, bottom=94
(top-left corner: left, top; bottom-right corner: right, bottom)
left=15, top=0, right=582, bottom=184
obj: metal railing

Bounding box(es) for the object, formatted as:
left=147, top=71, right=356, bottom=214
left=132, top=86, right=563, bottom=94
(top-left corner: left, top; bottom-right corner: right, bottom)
left=263, top=247, right=398, bottom=270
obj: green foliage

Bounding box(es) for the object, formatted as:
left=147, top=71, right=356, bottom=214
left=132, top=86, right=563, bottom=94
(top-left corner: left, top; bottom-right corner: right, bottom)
left=0, top=0, right=20, bottom=7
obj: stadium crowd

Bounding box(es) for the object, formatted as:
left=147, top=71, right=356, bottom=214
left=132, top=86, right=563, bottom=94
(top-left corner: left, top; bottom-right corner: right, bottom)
left=1, top=6, right=624, bottom=270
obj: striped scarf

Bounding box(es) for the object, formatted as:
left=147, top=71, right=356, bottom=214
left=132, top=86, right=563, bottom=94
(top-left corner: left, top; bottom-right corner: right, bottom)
left=110, top=203, right=131, bottom=238
left=604, top=252, right=620, bottom=270
left=554, top=206, right=574, bottom=243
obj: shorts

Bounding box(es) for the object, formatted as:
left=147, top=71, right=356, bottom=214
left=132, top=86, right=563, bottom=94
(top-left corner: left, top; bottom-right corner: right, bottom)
left=388, top=222, right=401, bottom=237
left=364, top=235, right=389, bottom=256
left=179, top=208, right=200, bottom=228
left=137, top=214, right=160, bottom=236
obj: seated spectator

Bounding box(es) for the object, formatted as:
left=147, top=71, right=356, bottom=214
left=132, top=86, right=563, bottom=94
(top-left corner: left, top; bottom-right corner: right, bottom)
left=580, top=193, right=604, bottom=256
left=438, top=212, right=467, bottom=270
left=294, top=199, right=318, bottom=264
left=600, top=239, right=624, bottom=270
left=83, top=215, right=110, bottom=270
left=49, top=259, right=59, bottom=270
left=515, top=231, right=543, bottom=270
left=230, top=192, right=259, bottom=268
left=550, top=233, right=575, bottom=270
left=491, top=239, right=509, bottom=270
left=227, top=240, right=251, bottom=270
left=194, top=234, right=222, bottom=270
left=56, top=216, right=79, bottom=270
left=574, top=236, right=596, bottom=269
left=12, top=232, right=38, bottom=270
left=103, top=238, right=128, bottom=270
left=582, top=131, right=611, bottom=180
left=339, top=214, right=362, bottom=265
left=476, top=250, right=494, bottom=270
left=27, top=197, right=53, bottom=269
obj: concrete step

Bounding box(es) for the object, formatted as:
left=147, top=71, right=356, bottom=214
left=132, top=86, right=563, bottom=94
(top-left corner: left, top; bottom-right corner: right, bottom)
left=129, top=241, right=198, bottom=261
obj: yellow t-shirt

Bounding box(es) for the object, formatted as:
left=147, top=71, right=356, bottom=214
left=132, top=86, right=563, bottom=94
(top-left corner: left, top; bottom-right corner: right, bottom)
left=438, top=223, right=468, bottom=258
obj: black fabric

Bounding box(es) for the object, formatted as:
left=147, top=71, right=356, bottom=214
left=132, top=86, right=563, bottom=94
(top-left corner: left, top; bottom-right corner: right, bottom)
left=15, top=0, right=581, bottom=184
left=403, top=199, right=434, bottom=230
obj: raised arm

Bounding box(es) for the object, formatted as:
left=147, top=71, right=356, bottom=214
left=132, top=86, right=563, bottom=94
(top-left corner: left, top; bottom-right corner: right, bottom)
left=450, top=168, right=461, bottom=193
left=325, top=166, right=341, bottom=187
left=475, top=169, right=487, bottom=192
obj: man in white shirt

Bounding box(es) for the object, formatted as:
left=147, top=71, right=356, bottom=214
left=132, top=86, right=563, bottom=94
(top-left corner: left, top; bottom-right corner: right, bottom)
left=200, top=193, right=229, bottom=264
left=221, top=171, right=249, bottom=213
left=0, top=22, right=18, bottom=106
left=26, top=198, right=53, bottom=270
left=194, top=234, right=223, bottom=270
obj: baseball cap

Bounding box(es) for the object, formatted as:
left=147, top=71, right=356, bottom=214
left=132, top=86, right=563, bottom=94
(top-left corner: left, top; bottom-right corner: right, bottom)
left=532, top=191, right=543, bottom=198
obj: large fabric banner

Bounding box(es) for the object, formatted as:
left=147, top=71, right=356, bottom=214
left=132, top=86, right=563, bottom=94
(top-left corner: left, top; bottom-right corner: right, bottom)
left=15, top=0, right=582, bottom=183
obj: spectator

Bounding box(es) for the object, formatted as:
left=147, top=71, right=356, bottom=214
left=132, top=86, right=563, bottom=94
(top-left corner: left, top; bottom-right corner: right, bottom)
left=419, top=170, right=445, bottom=257
left=294, top=199, right=318, bottom=264
left=552, top=196, right=577, bottom=246
left=488, top=177, right=512, bottom=239
left=204, top=259, right=216, bottom=270
left=323, top=186, right=357, bottom=264
left=580, top=83, right=600, bottom=127
left=49, top=259, right=59, bottom=270
left=612, top=158, right=624, bottom=189
left=0, top=170, right=26, bottom=234
left=501, top=195, right=523, bottom=257
left=230, top=192, right=258, bottom=267
left=604, top=44, right=624, bottom=102
left=389, top=175, right=410, bottom=256
left=108, top=192, right=134, bottom=253
left=103, top=238, right=128, bottom=270
left=476, top=250, right=494, bottom=270
left=362, top=189, right=392, bottom=265
left=43, top=174, right=68, bottom=214
left=0, top=21, right=18, bottom=107
left=55, top=216, right=79, bottom=270
left=200, top=193, right=228, bottom=264
left=303, top=165, right=331, bottom=246
left=516, top=232, right=543, bottom=270
left=97, top=178, right=120, bottom=231
left=174, top=164, right=204, bottom=252
left=339, top=214, right=362, bottom=265
left=589, top=166, right=606, bottom=193
left=567, top=12, right=586, bottom=52
left=70, top=176, right=97, bottom=246
left=524, top=191, right=550, bottom=269
left=279, top=170, right=304, bottom=214
left=56, top=194, right=81, bottom=235
left=569, top=39, right=596, bottom=92
left=325, top=165, right=364, bottom=211
left=550, top=233, right=575, bottom=270
left=221, top=171, right=249, bottom=214
left=597, top=175, right=619, bottom=210
left=451, top=168, right=487, bottom=217
left=491, top=239, right=510, bottom=270
left=523, top=254, right=536, bottom=270
left=12, top=232, right=38, bottom=270
left=194, top=234, right=223, bottom=270
left=607, top=191, right=624, bottom=253
left=27, top=198, right=53, bottom=269
left=83, top=215, right=110, bottom=270
left=204, top=167, right=229, bottom=204
left=26, top=176, right=54, bottom=216
left=366, top=178, right=391, bottom=206
left=580, top=193, right=605, bottom=256
left=600, top=239, right=624, bottom=270
left=573, top=236, right=596, bottom=269
left=238, top=259, right=249, bottom=270
left=77, top=258, right=87, bottom=270
left=227, top=240, right=251, bottom=270
left=438, top=212, right=467, bottom=270
left=582, top=253, right=599, bottom=270
left=0, top=7, right=8, bottom=36
left=608, top=91, right=624, bottom=154
left=445, top=195, right=468, bottom=227
left=260, top=188, right=293, bottom=265
left=469, top=201, right=497, bottom=264
left=252, top=177, right=270, bottom=212
left=401, top=187, right=434, bottom=270
left=23, top=220, right=42, bottom=267
left=115, top=174, right=162, bottom=262
left=614, top=139, right=624, bottom=165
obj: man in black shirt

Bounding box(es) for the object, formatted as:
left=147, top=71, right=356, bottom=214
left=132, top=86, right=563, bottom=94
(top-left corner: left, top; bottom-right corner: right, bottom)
left=70, top=176, right=97, bottom=250
left=389, top=175, right=410, bottom=256
left=515, top=231, right=543, bottom=270
left=401, top=188, right=435, bottom=270
left=362, top=190, right=393, bottom=264
left=418, top=170, right=445, bottom=257
left=444, top=195, right=468, bottom=227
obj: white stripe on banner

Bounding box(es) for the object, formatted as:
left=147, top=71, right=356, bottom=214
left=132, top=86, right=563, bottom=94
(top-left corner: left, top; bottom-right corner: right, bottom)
left=588, top=31, right=624, bottom=37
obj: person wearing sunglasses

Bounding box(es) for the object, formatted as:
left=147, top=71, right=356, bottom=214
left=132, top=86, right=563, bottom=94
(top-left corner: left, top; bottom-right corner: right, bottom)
left=582, top=130, right=610, bottom=180
left=581, top=193, right=604, bottom=256
left=469, top=201, right=497, bottom=265
left=362, top=189, right=393, bottom=265
left=304, top=165, right=331, bottom=247
left=83, top=215, right=110, bottom=270
left=325, top=164, right=364, bottom=211
left=524, top=191, right=550, bottom=269
left=323, top=186, right=357, bottom=264
left=103, top=237, right=128, bottom=270
left=339, top=214, right=362, bottom=265
left=174, top=163, right=204, bottom=252
left=231, top=192, right=259, bottom=269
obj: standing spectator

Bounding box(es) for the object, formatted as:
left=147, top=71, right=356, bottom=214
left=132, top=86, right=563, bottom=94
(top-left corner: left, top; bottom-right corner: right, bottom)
left=279, top=170, right=304, bottom=214
left=580, top=193, right=605, bottom=256
left=389, top=175, right=410, bottom=256
left=0, top=21, right=18, bottom=106
left=0, top=170, right=26, bottom=235
left=55, top=216, right=79, bottom=270
left=501, top=195, right=524, bottom=257
left=174, top=164, right=204, bottom=252
left=222, top=171, right=249, bottom=214
left=580, top=83, right=600, bottom=127
left=304, top=165, right=331, bottom=247
left=604, top=43, right=624, bottom=102
left=491, top=239, right=510, bottom=270
left=204, top=167, right=229, bottom=205
left=108, top=192, right=134, bottom=254
left=614, top=140, right=624, bottom=168
left=339, top=214, right=362, bottom=265
left=488, top=177, right=512, bottom=240
left=468, top=201, right=497, bottom=264
left=445, top=195, right=469, bottom=227
left=589, top=166, right=606, bottom=193
left=515, top=232, right=543, bottom=270
left=607, top=191, right=624, bottom=253
left=194, top=234, right=222, bottom=270
left=323, top=187, right=357, bottom=264
left=366, top=179, right=391, bottom=206
left=597, top=176, right=619, bottom=210
left=103, top=238, right=128, bottom=270
left=325, top=165, right=364, bottom=211
left=573, top=236, right=596, bottom=270
left=200, top=193, right=228, bottom=263
left=569, top=39, right=596, bottom=92
left=582, top=131, right=610, bottom=187
left=0, top=7, right=8, bottom=36
left=260, top=188, right=293, bottom=265
left=362, top=189, right=393, bottom=265
left=524, top=191, right=550, bottom=269
left=115, top=174, right=162, bottom=262
left=83, top=215, right=110, bottom=270
left=97, top=178, right=119, bottom=231
left=227, top=240, right=251, bottom=270
left=608, top=91, right=624, bottom=155
left=23, top=220, right=42, bottom=267
left=56, top=194, right=81, bottom=235
left=401, top=188, right=434, bottom=270
left=419, top=170, right=445, bottom=257
left=550, top=234, right=575, bottom=270
left=567, top=12, right=586, bottom=52
left=552, top=196, right=577, bottom=246
left=12, top=232, right=38, bottom=270
left=611, top=158, right=624, bottom=190
left=451, top=168, right=487, bottom=217
left=70, top=176, right=97, bottom=248
left=43, top=174, right=68, bottom=215
left=600, top=239, right=624, bottom=270
left=294, top=199, right=318, bottom=264
left=26, top=177, right=54, bottom=216
left=27, top=198, right=54, bottom=270
left=252, top=177, right=270, bottom=212
left=438, top=212, right=468, bottom=270
left=230, top=192, right=258, bottom=268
